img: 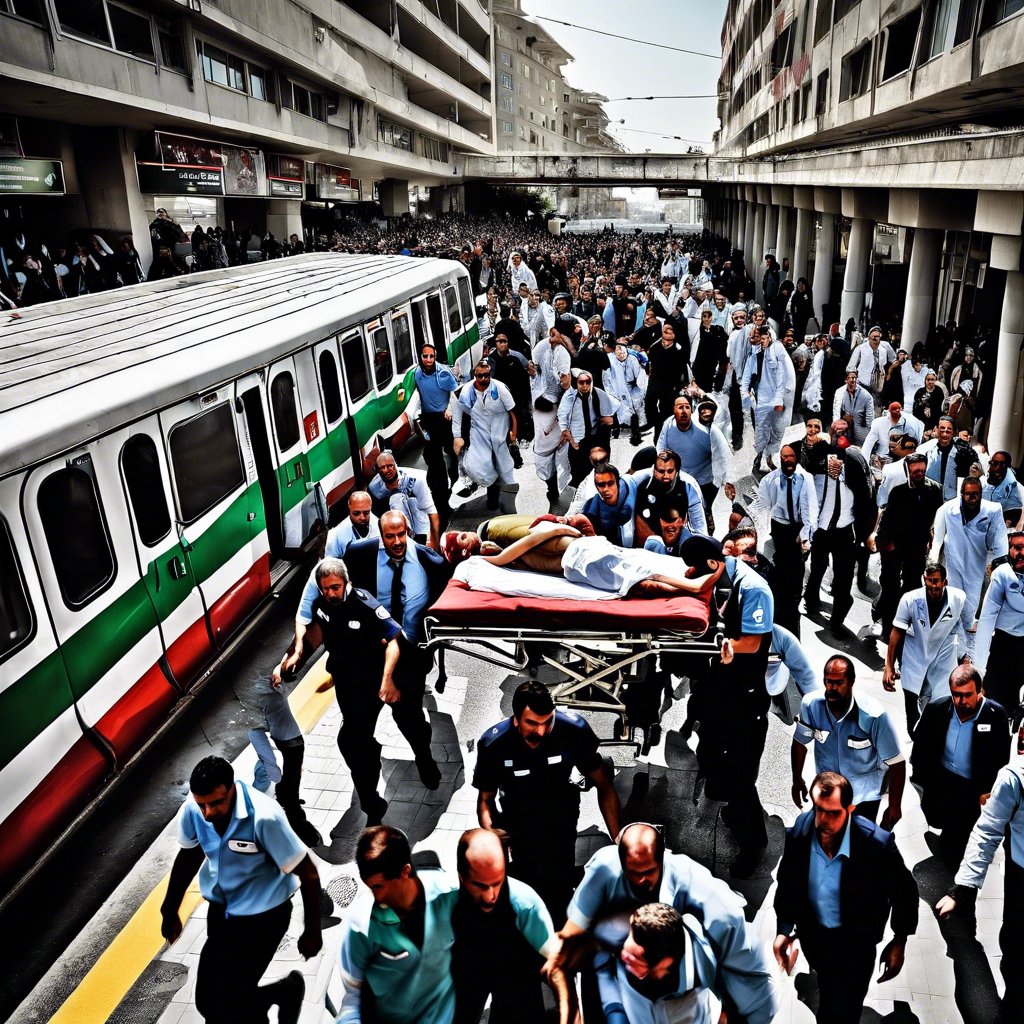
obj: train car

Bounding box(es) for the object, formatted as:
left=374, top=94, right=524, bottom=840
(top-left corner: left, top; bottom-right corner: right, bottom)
left=0, top=252, right=480, bottom=894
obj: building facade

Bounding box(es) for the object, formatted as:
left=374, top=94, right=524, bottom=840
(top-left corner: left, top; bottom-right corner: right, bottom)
left=0, top=0, right=494, bottom=265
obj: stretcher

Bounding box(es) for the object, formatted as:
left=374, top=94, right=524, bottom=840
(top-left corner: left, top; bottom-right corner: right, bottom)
left=424, top=574, right=720, bottom=751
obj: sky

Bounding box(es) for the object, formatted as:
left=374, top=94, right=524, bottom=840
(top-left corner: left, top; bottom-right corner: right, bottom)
left=520, top=0, right=728, bottom=154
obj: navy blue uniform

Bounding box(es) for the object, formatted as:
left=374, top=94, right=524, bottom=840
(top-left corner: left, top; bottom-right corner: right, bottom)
left=473, top=711, right=602, bottom=914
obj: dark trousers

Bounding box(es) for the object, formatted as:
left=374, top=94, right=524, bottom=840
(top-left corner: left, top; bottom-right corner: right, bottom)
left=986, top=630, right=1024, bottom=717
left=904, top=688, right=922, bottom=737
left=453, top=926, right=547, bottom=1024
left=875, top=544, right=927, bottom=636
left=506, top=814, right=579, bottom=920
left=644, top=390, right=676, bottom=442
left=420, top=411, right=458, bottom=513
left=801, top=928, right=877, bottom=1024
left=1000, top=857, right=1024, bottom=1020
left=196, top=899, right=291, bottom=1024
left=771, top=519, right=805, bottom=634
left=700, top=481, right=720, bottom=534
left=923, top=768, right=982, bottom=860
left=336, top=660, right=433, bottom=811
left=728, top=378, right=745, bottom=447
left=568, top=433, right=605, bottom=487
left=805, top=524, right=856, bottom=626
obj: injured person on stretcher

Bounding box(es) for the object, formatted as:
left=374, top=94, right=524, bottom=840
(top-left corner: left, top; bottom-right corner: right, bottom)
left=441, top=513, right=724, bottom=598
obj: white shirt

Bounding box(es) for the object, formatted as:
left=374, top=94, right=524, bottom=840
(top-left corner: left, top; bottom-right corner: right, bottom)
left=848, top=341, right=896, bottom=388
left=757, top=466, right=819, bottom=541
left=813, top=469, right=856, bottom=530
left=862, top=412, right=924, bottom=461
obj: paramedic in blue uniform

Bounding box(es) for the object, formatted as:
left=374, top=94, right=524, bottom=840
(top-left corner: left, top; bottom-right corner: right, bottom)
left=160, top=755, right=321, bottom=1024
left=792, top=654, right=906, bottom=829
left=275, top=555, right=420, bottom=826
left=683, top=534, right=775, bottom=878
left=473, top=680, right=622, bottom=917
left=413, top=342, right=460, bottom=522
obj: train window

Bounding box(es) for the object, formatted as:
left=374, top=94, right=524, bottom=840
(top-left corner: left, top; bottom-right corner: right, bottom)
left=444, top=286, right=461, bottom=335
left=168, top=404, right=245, bottom=524
left=318, top=350, right=344, bottom=423
left=38, top=458, right=117, bottom=609
left=270, top=372, right=300, bottom=450
left=457, top=277, right=474, bottom=326
left=121, top=434, right=172, bottom=546
left=426, top=294, right=447, bottom=354
left=0, top=519, right=34, bottom=662
left=392, top=315, right=415, bottom=373
left=370, top=326, right=393, bottom=388
left=341, top=332, right=370, bottom=401
left=411, top=303, right=428, bottom=353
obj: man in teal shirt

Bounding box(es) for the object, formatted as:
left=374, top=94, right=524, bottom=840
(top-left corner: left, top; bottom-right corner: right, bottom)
left=338, top=826, right=459, bottom=1024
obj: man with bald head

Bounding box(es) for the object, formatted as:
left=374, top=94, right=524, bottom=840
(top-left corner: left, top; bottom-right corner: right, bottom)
left=557, top=822, right=778, bottom=1024
left=451, top=828, right=570, bottom=1023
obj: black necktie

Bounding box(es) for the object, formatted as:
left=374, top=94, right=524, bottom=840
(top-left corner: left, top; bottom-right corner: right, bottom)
left=581, top=393, right=592, bottom=436
left=786, top=475, right=796, bottom=524
left=390, top=558, right=405, bottom=627
left=828, top=474, right=843, bottom=529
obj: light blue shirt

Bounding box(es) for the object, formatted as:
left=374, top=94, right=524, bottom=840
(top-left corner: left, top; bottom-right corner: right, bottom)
left=376, top=543, right=430, bottom=642
left=795, top=694, right=903, bottom=803
left=177, top=782, right=304, bottom=915
left=943, top=697, right=985, bottom=779
left=808, top=821, right=850, bottom=928
left=956, top=765, right=1024, bottom=888
left=727, top=556, right=774, bottom=635
left=368, top=471, right=436, bottom=538
left=568, top=846, right=778, bottom=1024
left=296, top=518, right=380, bottom=624
left=413, top=364, right=458, bottom=413
left=767, top=625, right=819, bottom=697
left=974, top=562, right=1024, bottom=673
left=655, top=420, right=715, bottom=486
left=983, top=468, right=1023, bottom=515
left=338, top=869, right=459, bottom=1024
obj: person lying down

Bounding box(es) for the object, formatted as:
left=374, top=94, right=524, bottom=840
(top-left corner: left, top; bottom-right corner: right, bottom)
left=441, top=513, right=724, bottom=598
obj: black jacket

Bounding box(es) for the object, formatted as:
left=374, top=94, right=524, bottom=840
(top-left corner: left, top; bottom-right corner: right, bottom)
left=911, top=697, right=1009, bottom=815
left=775, top=810, right=918, bottom=946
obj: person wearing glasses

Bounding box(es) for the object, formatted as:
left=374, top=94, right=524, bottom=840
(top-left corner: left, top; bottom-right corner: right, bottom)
left=453, top=360, right=518, bottom=512
left=982, top=450, right=1024, bottom=529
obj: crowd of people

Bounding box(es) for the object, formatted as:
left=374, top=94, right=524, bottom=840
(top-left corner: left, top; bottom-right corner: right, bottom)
left=153, top=217, right=1024, bottom=1024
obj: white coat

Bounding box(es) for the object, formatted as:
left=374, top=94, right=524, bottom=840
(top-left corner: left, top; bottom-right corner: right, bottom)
left=892, top=586, right=968, bottom=697
left=453, top=379, right=517, bottom=487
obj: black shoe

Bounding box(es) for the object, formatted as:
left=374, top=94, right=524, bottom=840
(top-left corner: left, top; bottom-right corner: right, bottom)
left=364, top=796, right=388, bottom=827
left=828, top=620, right=853, bottom=639
left=752, top=454, right=763, bottom=474
left=295, top=819, right=323, bottom=848
left=612, top=426, right=621, bottom=440
left=630, top=432, right=642, bottom=446
left=416, top=757, right=442, bottom=790
left=730, top=848, right=764, bottom=879
left=276, top=971, right=305, bottom=1024
left=455, top=480, right=478, bottom=498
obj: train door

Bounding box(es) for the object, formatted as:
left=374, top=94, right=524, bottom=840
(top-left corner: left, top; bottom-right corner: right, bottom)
left=311, top=338, right=355, bottom=510
left=21, top=444, right=176, bottom=765
left=159, top=387, right=271, bottom=646
left=266, top=357, right=319, bottom=552
left=339, top=326, right=383, bottom=483
left=425, top=291, right=448, bottom=361
left=442, top=281, right=471, bottom=378
left=0, top=477, right=108, bottom=883
left=379, top=306, right=417, bottom=450
left=117, top=418, right=216, bottom=688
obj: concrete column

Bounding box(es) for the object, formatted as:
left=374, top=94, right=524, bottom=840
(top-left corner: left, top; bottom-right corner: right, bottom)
left=753, top=204, right=767, bottom=301
left=901, top=228, right=943, bottom=350
left=266, top=200, right=302, bottom=244
left=763, top=205, right=779, bottom=258
left=742, top=203, right=756, bottom=276
left=378, top=178, right=410, bottom=217
left=988, top=271, right=1024, bottom=456
left=840, top=217, right=873, bottom=326
left=812, top=212, right=836, bottom=327
left=792, top=207, right=813, bottom=283
left=776, top=207, right=796, bottom=275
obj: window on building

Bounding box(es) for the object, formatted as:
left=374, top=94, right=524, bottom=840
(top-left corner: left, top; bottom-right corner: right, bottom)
left=771, top=24, right=794, bottom=70
left=377, top=117, right=414, bottom=151
left=529, top=130, right=538, bottom=144
left=521, top=61, right=530, bottom=75
left=499, top=95, right=514, bottom=112
left=0, top=519, right=33, bottom=662
left=283, top=81, right=326, bottom=121
left=881, top=11, right=922, bottom=79
left=499, top=51, right=511, bottom=65
left=1, top=0, right=45, bottom=23
left=55, top=0, right=112, bottom=45
left=341, top=332, right=370, bottom=401
left=815, top=69, right=830, bottom=113
left=107, top=3, right=154, bottom=61
left=318, top=350, right=344, bottom=423
left=39, top=457, right=116, bottom=609
left=157, top=20, right=186, bottom=71
left=499, top=71, right=513, bottom=89
left=518, top=125, right=526, bottom=140
left=420, top=136, right=449, bottom=162
left=839, top=40, right=873, bottom=99
left=833, top=0, right=862, bottom=22
left=502, top=120, right=513, bottom=133
left=982, top=0, right=1024, bottom=28
left=199, top=41, right=249, bottom=93
left=777, top=97, right=789, bottom=129
left=927, top=0, right=979, bottom=55
left=370, top=327, right=393, bottom=388
left=121, top=434, right=171, bottom=547
left=270, top=373, right=300, bottom=451
left=168, top=405, right=245, bottom=524
left=249, top=66, right=268, bottom=101
left=540, top=95, right=546, bottom=106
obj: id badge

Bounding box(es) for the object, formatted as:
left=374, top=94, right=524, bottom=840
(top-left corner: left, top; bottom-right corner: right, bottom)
left=228, top=839, right=261, bottom=855
left=813, top=729, right=830, bottom=743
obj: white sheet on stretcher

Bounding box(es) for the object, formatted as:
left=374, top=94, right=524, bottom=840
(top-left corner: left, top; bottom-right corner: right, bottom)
left=453, top=556, right=620, bottom=601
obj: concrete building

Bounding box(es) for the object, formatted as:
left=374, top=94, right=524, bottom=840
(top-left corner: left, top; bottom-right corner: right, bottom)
left=702, top=0, right=1024, bottom=455
left=0, top=0, right=494, bottom=266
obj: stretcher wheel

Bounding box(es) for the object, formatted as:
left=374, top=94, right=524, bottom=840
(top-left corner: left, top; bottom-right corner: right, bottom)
left=615, top=717, right=632, bottom=741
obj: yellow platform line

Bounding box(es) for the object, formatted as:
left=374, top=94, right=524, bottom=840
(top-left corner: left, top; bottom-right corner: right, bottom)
left=48, top=657, right=334, bottom=1024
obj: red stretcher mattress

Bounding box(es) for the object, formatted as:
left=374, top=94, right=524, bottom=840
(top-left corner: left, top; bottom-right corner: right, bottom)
left=427, top=578, right=711, bottom=635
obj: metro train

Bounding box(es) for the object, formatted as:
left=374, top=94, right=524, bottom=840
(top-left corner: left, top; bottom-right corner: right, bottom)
left=0, top=253, right=482, bottom=894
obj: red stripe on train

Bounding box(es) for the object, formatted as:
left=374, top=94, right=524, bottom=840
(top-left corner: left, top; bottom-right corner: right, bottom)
left=0, top=736, right=109, bottom=885
left=208, top=552, right=272, bottom=645
left=166, top=616, right=216, bottom=689
left=95, top=663, right=179, bottom=763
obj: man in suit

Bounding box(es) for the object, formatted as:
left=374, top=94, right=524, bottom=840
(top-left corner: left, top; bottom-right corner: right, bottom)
left=345, top=510, right=451, bottom=794
left=773, top=771, right=918, bottom=1024
left=911, top=663, right=1009, bottom=863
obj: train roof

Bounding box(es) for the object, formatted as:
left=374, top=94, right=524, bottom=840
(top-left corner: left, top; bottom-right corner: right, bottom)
left=0, top=253, right=464, bottom=477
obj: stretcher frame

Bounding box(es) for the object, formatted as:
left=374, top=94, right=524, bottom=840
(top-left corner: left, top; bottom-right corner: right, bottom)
left=423, top=617, right=721, bottom=750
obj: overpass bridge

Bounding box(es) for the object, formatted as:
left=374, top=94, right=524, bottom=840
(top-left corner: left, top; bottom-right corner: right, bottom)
left=459, top=126, right=1024, bottom=192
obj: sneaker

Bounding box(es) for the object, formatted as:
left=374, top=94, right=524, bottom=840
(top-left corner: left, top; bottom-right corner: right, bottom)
left=276, top=971, right=305, bottom=1024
